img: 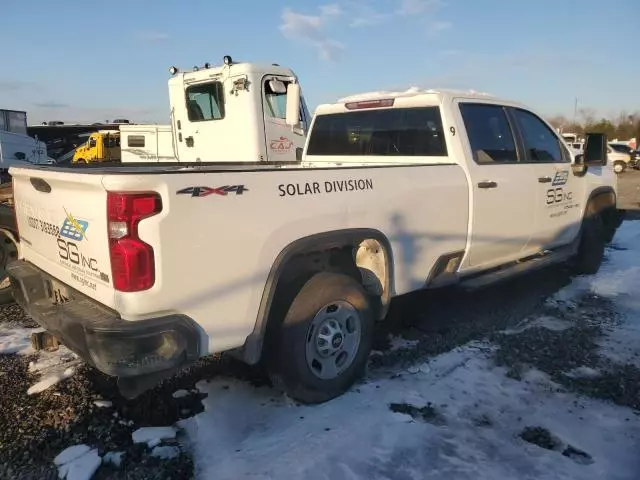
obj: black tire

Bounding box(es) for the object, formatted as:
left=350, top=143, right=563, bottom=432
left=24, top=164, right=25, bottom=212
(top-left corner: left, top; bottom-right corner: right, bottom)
left=0, top=229, right=18, bottom=305
left=572, top=213, right=605, bottom=275
left=266, top=271, right=374, bottom=404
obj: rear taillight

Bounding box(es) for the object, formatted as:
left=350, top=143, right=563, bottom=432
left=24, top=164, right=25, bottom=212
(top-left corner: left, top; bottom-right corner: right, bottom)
left=107, top=192, right=162, bottom=292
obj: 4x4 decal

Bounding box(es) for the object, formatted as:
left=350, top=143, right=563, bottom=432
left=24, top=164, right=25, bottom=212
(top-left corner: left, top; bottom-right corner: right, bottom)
left=177, top=185, right=248, bottom=197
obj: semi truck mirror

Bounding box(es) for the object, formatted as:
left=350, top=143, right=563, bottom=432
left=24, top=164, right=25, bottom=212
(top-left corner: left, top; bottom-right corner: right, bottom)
left=286, top=83, right=301, bottom=127
left=583, top=132, right=608, bottom=166
left=268, top=79, right=287, bottom=94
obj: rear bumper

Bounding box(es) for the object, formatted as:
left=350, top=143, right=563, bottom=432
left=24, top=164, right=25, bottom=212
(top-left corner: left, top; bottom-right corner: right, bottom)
left=7, top=260, right=200, bottom=380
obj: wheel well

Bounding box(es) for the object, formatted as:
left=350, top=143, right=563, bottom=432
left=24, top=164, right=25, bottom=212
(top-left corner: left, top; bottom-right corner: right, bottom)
left=240, top=230, right=394, bottom=365
left=586, top=188, right=616, bottom=218
left=585, top=187, right=622, bottom=234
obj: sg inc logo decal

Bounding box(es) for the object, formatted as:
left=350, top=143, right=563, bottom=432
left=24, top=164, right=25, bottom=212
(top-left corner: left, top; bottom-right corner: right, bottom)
left=551, top=170, right=569, bottom=186
left=60, top=208, right=89, bottom=242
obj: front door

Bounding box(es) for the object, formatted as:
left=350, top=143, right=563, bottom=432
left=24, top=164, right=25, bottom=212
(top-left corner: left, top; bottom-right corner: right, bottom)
left=262, top=76, right=307, bottom=163
left=457, top=102, right=538, bottom=270
left=181, top=80, right=226, bottom=162
left=509, top=107, right=585, bottom=250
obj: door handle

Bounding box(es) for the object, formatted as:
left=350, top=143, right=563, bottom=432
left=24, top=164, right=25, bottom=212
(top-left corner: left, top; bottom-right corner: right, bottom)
left=477, top=181, right=498, bottom=189
left=538, top=176, right=552, bottom=183
left=185, top=136, right=194, bottom=147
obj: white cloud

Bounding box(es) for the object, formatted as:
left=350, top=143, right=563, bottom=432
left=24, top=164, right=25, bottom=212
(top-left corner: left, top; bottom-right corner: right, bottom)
left=348, top=3, right=389, bottom=28
left=320, top=4, right=342, bottom=16
left=428, top=20, right=452, bottom=35
left=397, top=0, right=442, bottom=16
left=279, top=7, right=344, bottom=61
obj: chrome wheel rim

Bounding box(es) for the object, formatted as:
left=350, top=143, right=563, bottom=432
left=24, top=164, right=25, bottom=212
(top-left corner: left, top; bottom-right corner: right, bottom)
left=305, top=300, right=362, bottom=380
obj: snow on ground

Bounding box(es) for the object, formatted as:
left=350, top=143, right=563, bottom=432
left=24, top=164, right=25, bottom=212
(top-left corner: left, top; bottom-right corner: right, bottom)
left=131, top=426, right=178, bottom=444
left=102, top=451, right=124, bottom=468
left=27, top=366, right=76, bottom=395
left=54, top=445, right=101, bottom=480
left=551, top=222, right=640, bottom=367
left=28, top=345, right=77, bottom=372
left=172, top=389, right=191, bottom=399
left=151, top=445, right=180, bottom=460
left=179, top=222, right=640, bottom=480
left=0, top=324, right=42, bottom=355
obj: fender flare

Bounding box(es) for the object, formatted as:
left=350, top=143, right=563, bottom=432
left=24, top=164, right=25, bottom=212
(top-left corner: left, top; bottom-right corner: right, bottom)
left=584, top=186, right=619, bottom=222
left=240, top=228, right=395, bottom=364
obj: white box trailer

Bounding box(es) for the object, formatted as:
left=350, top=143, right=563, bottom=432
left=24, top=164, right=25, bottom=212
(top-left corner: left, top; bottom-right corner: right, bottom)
left=119, top=124, right=176, bottom=163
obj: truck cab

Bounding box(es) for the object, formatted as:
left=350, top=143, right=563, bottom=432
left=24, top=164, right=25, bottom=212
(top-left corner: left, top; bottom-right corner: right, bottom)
left=72, top=131, right=121, bottom=164
left=167, top=56, right=311, bottom=163
left=0, top=109, right=52, bottom=178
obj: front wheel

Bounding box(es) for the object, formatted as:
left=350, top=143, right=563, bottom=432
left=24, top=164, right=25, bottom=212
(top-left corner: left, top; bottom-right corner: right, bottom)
left=572, top=213, right=605, bottom=275
left=267, top=271, right=374, bottom=404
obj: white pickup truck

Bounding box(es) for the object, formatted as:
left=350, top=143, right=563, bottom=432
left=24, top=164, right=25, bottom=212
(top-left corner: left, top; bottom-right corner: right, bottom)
left=7, top=59, right=623, bottom=404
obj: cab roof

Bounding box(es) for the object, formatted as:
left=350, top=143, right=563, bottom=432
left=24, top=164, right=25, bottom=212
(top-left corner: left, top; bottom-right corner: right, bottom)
left=337, top=87, right=496, bottom=103
left=169, top=62, right=296, bottom=86
left=314, top=86, right=526, bottom=115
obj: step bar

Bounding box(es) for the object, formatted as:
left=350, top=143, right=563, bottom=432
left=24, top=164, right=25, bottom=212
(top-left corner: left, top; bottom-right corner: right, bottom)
left=459, top=244, right=577, bottom=291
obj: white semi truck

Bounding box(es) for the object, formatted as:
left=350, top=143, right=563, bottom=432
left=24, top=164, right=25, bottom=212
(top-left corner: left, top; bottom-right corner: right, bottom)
left=7, top=57, right=623, bottom=404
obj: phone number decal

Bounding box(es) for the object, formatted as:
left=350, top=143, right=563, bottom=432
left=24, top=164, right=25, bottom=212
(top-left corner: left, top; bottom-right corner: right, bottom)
left=27, top=217, right=60, bottom=238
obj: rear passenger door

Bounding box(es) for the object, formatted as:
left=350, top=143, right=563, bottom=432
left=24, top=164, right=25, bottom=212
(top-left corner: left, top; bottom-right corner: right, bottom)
left=509, top=108, right=584, bottom=250
left=458, top=102, right=537, bottom=270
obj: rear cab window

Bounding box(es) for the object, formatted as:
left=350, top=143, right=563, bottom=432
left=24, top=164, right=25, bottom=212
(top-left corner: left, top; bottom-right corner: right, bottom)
left=306, top=106, right=448, bottom=158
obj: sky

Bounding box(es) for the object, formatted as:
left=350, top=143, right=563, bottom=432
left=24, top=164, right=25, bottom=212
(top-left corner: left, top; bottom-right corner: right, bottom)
left=1, top=0, right=638, bottom=125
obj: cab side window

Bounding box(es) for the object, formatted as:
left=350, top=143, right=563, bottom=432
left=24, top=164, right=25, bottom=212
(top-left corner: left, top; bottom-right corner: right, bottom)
left=512, top=108, right=565, bottom=163
left=459, top=103, right=518, bottom=164
left=264, top=79, right=288, bottom=120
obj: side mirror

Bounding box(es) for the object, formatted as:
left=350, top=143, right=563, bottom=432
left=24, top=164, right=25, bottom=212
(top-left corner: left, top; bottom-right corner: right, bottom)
left=583, top=132, right=608, bottom=166
left=268, top=79, right=287, bottom=94
left=571, top=153, right=588, bottom=176
left=285, top=82, right=301, bottom=127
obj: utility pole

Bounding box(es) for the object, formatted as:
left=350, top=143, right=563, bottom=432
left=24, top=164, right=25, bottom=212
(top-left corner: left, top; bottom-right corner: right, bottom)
left=573, top=97, right=578, bottom=125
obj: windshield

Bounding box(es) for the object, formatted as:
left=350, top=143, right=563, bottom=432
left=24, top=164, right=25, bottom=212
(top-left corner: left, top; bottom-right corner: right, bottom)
left=609, top=144, right=631, bottom=153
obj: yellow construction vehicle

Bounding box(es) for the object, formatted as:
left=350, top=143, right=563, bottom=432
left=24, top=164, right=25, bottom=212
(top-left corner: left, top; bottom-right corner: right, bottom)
left=72, top=131, right=121, bottom=164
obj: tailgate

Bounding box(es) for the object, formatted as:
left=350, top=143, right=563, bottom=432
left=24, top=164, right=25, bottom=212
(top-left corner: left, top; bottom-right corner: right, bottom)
left=11, top=167, right=115, bottom=308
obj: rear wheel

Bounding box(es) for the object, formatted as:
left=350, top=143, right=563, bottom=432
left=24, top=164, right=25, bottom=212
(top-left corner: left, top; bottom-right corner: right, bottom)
left=0, top=229, right=18, bottom=304
left=266, top=271, right=374, bottom=404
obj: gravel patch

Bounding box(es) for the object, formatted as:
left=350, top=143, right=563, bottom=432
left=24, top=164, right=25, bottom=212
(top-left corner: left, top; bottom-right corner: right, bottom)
left=493, top=293, right=640, bottom=411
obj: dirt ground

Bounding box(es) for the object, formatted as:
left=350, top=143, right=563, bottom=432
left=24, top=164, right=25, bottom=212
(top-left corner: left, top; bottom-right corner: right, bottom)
left=617, top=169, right=640, bottom=218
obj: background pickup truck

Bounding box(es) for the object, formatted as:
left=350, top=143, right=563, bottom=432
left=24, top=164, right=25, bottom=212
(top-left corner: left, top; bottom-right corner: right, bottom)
left=7, top=88, right=623, bottom=404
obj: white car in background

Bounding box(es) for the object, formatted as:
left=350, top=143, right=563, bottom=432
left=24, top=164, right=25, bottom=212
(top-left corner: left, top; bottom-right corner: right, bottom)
left=608, top=143, right=636, bottom=174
